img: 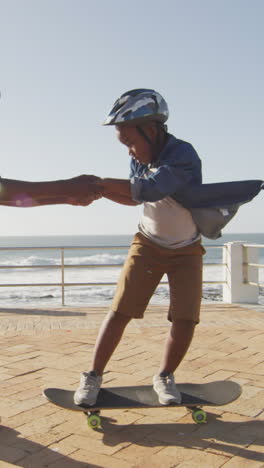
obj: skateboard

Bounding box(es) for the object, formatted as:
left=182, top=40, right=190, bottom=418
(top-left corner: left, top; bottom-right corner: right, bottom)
left=43, top=380, right=241, bottom=429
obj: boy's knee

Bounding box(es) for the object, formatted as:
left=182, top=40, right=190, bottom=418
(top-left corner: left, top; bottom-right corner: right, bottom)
left=108, top=310, right=132, bottom=325
left=172, top=318, right=196, bottom=327
left=171, top=319, right=196, bottom=336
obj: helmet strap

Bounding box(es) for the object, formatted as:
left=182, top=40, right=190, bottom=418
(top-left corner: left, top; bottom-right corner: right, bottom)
left=136, top=126, right=153, bottom=145
left=136, top=124, right=167, bottom=163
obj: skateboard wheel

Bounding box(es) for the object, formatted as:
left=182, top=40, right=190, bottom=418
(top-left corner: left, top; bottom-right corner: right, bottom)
left=192, top=409, right=207, bottom=424
left=87, top=413, right=101, bottom=429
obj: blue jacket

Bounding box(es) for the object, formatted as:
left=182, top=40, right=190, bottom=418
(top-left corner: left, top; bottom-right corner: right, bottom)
left=130, top=134, right=263, bottom=239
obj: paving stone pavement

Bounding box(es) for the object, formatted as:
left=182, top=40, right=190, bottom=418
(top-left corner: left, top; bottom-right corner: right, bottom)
left=0, top=303, right=263, bottom=468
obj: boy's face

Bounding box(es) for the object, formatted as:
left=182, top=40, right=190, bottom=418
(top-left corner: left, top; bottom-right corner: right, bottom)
left=116, top=125, right=156, bottom=165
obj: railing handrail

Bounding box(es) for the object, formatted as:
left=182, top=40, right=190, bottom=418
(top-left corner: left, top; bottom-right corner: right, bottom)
left=245, top=263, right=264, bottom=269
left=0, top=245, right=130, bottom=251
left=0, top=262, right=226, bottom=269
left=0, top=244, right=224, bottom=251
left=243, top=244, right=264, bottom=249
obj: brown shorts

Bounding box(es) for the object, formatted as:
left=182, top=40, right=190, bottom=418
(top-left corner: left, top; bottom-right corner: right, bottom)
left=111, top=232, right=206, bottom=323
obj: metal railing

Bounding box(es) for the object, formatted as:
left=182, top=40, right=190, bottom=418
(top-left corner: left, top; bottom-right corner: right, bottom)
left=0, top=244, right=226, bottom=306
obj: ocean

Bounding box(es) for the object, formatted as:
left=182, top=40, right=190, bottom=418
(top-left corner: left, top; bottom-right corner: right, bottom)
left=0, top=233, right=263, bottom=307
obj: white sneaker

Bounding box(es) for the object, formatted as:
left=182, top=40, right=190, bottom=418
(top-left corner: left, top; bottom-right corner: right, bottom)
left=153, top=373, right=182, bottom=405
left=74, top=371, right=102, bottom=406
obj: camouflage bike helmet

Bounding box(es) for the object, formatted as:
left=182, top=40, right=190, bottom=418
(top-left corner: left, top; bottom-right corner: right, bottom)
left=103, top=88, right=169, bottom=127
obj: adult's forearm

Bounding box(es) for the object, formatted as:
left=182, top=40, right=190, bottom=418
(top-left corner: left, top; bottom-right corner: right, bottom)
left=1, top=197, right=78, bottom=207
left=0, top=178, right=72, bottom=201
left=0, top=177, right=101, bottom=205
left=0, top=179, right=51, bottom=204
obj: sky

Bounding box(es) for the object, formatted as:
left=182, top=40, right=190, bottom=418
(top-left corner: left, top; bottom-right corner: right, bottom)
left=0, top=0, right=263, bottom=236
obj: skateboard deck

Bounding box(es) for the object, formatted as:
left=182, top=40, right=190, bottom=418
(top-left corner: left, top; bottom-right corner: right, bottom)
left=43, top=380, right=241, bottom=427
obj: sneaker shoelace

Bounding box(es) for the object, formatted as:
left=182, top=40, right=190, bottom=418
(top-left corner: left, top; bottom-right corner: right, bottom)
left=82, top=374, right=97, bottom=390
left=158, top=376, right=175, bottom=392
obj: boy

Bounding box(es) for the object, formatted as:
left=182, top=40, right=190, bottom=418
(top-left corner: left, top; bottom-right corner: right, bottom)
left=74, top=88, right=205, bottom=406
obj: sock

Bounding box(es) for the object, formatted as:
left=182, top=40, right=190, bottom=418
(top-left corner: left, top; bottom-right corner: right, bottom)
left=159, top=371, right=170, bottom=378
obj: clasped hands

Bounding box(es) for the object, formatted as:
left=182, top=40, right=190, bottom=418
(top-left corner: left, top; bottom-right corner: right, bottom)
left=66, top=175, right=104, bottom=206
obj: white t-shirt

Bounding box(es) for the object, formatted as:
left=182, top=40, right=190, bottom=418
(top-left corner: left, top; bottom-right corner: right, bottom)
left=138, top=169, right=199, bottom=249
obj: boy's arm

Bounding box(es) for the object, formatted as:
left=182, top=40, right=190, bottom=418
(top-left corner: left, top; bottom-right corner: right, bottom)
left=95, top=178, right=139, bottom=206
left=102, top=192, right=139, bottom=206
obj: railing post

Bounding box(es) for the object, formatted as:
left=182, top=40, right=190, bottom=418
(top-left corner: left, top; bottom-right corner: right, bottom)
left=61, top=248, right=65, bottom=306
left=223, top=242, right=259, bottom=304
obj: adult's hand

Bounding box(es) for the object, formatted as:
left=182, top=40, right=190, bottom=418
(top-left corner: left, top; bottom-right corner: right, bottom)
left=67, top=190, right=103, bottom=206
left=65, top=174, right=104, bottom=197
left=68, top=174, right=102, bottom=185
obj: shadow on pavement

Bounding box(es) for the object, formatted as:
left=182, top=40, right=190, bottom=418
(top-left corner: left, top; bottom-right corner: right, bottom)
left=0, top=307, right=86, bottom=317
left=98, top=412, right=264, bottom=462
left=0, top=425, right=101, bottom=467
